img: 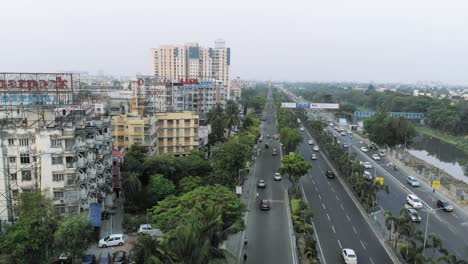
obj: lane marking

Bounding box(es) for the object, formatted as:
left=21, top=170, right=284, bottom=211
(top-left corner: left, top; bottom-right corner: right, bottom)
left=360, top=240, right=367, bottom=250
left=315, top=186, right=318, bottom=192
left=318, top=194, right=322, bottom=200
left=453, top=214, right=459, bottom=220
left=331, top=225, right=336, bottom=234
left=370, top=257, right=375, bottom=264
left=346, top=214, right=351, bottom=222
left=337, top=239, right=342, bottom=249
left=331, top=187, right=335, bottom=192
left=322, top=203, right=326, bottom=210
left=327, top=181, right=331, bottom=186
left=353, top=226, right=358, bottom=234
left=312, top=179, right=315, bottom=185
left=336, top=195, right=340, bottom=201
left=327, top=214, right=331, bottom=221
left=454, top=249, right=461, bottom=257
left=340, top=203, right=344, bottom=210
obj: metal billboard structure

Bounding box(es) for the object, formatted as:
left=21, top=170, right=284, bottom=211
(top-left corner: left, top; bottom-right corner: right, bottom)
left=0, top=72, right=74, bottom=108
left=281, top=102, right=340, bottom=109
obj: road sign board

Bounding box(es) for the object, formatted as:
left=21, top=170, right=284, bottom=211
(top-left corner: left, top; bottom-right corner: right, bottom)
left=432, top=180, right=441, bottom=189
left=375, top=177, right=384, bottom=185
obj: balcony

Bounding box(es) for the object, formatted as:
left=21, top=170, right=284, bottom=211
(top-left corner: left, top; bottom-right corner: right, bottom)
left=86, top=139, right=95, bottom=148
left=79, top=188, right=87, bottom=198
left=103, top=133, right=111, bottom=142
left=87, top=168, right=96, bottom=179
left=66, top=162, right=75, bottom=169
left=95, top=134, right=104, bottom=143
left=75, top=141, right=87, bottom=152
left=62, top=128, right=75, bottom=137
left=53, top=199, right=65, bottom=205
left=96, top=163, right=104, bottom=174
left=76, top=157, right=86, bottom=168
left=78, top=170, right=86, bottom=182
left=86, top=153, right=95, bottom=163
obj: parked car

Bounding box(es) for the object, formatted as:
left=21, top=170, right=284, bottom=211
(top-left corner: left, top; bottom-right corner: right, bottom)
left=363, top=171, right=373, bottom=181
left=257, top=179, right=266, bottom=188
left=272, top=148, right=278, bottom=155
left=347, top=130, right=353, bottom=134
left=138, top=224, right=163, bottom=237
left=407, top=176, right=420, bottom=187
left=308, top=139, right=314, bottom=145
left=342, top=248, right=358, bottom=264
left=360, top=146, right=368, bottom=152
left=341, top=131, right=347, bottom=136
left=311, top=154, right=317, bottom=160
left=98, top=252, right=111, bottom=264
left=313, top=146, right=319, bottom=152
left=360, top=161, right=372, bottom=169
left=343, top=143, right=349, bottom=148
left=437, top=199, right=454, bottom=212
left=300, top=127, right=305, bottom=132
left=82, top=255, right=96, bottom=264
left=325, top=170, right=335, bottom=178
left=274, top=172, right=282, bottom=181
left=406, top=194, right=423, bottom=209
left=260, top=200, right=271, bottom=210
left=112, top=251, right=127, bottom=264
left=378, top=150, right=386, bottom=157
left=407, top=209, right=422, bottom=222
left=98, top=234, right=125, bottom=248
left=265, top=143, right=269, bottom=149
left=372, top=154, right=380, bottom=160
left=58, top=253, right=72, bottom=264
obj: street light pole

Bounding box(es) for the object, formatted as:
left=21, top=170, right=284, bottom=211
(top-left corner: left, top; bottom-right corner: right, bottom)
left=422, top=207, right=444, bottom=257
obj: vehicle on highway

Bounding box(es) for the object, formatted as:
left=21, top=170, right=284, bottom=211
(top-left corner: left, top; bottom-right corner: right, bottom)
left=378, top=150, right=386, bottom=156
left=360, top=146, right=368, bottom=152
left=272, top=148, right=278, bottom=155
left=334, top=126, right=339, bottom=130
left=273, top=134, right=279, bottom=140
left=300, top=127, right=305, bottom=132
left=342, top=248, right=357, bottom=264
left=329, top=123, right=334, bottom=127
left=360, top=161, right=372, bottom=169
left=343, top=143, right=349, bottom=148
left=311, top=154, right=317, bottom=160
left=372, top=154, right=380, bottom=160
left=266, top=134, right=270, bottom=139
left=313, top=146, right=319, bottom=151
left=274, top=172, right=282, bottom=181
left=265, top=143, right=269, bottom=149
left=98, top=234, right=125, bottom=248
left=347, top=130, right=353, bottom=134
left=260, top=200, right=271, bottom=210
left=437, top=199, right=454, bottom=212
left=308, top=139, right=314, bottom=145
left=112, top=251, right=127, bottom=264
left=82, top=255, right=96, bottom=264
left=338, top=127, right=345, bottom=132
left=325, top=170, right=335, bottom=178
left=407, top=208, right=422, bottom=222
left=257, top=179, right=266, bottom=188
left=138, top=224, right=163, bottom=237
left=258, top=136, right=263, bottom=142
left=363, top=171, right=373, bottom=181
left=406, top=194, right=423, bottom=209
left=341, top=131, right=346, bottom=136
left=407, top=176, right=420, bottom=187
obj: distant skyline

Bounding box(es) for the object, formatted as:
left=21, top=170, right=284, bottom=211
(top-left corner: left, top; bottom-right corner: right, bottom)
left=1, top=0, right=468, bottom=84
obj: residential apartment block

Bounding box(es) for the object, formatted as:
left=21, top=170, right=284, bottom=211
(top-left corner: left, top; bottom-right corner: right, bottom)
left=0, top=109, right=113, bottom=221
left=156, top=112, right=199, bottom=155
left=111, top=115, right=159, bottom=155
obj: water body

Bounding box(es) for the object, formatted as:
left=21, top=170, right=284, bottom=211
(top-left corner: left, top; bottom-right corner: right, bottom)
left=408, top=133, right=468, bottom=183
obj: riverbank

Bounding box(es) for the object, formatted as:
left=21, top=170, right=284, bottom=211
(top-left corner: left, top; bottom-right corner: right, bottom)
left=415, top=126, right=468, bottom=154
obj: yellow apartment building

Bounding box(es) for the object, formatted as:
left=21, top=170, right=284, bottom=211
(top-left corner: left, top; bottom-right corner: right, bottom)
left=156, top=112, right=199, bottom=155
left=111, top=114, right=159, bottom=155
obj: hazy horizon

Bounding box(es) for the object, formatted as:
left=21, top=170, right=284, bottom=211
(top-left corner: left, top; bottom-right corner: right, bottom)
left=1, top=0, right=467, bottom=84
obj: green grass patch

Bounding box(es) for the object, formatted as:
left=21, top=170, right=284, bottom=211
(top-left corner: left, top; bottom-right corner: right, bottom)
left=415, top=126, right=468, bottom=154
left=291, top=199, right=301, bottom=214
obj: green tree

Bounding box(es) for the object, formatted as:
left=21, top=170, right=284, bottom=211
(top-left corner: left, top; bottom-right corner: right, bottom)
left=279, top=153, right=311, bottom=195
left=147, top=174, right=176, bottom=206
left=280, top=127, right=303, bottom=153
left=0, top=192, right=58, bottom=263
left=364, top=113, right=416, bottom=147
left=225, top=100, right=241, bottom=138
left=132, top=236, right=167, bottom=264
left=54, top=215, right=94, bottom=263
left=179, top=176, right=205, bottom=193
left=207, top=103, right=226, bottom=144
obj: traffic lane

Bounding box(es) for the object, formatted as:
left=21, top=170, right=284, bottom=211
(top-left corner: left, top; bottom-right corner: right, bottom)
left=299, top=141, right=393, bottom=264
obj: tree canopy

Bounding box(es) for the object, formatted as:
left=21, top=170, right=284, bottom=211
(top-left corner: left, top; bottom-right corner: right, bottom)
left=364, top=113, right=416, bottom=147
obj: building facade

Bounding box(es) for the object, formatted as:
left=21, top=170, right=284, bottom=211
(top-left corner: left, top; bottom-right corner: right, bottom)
left=111, top=115, right=159, bottom=155
left=156, top=112, right=199, bottom=155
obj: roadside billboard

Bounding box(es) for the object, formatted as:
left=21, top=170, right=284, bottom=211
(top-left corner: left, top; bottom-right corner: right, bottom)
left=0, top=72, right=74, bottom=107
left=281, top=102, right=340, bottom=109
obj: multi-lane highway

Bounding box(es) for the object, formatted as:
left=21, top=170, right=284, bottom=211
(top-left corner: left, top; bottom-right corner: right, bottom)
left=298, top=128, right=394, bottom=264
left=241, top=91, right=296, bottom=264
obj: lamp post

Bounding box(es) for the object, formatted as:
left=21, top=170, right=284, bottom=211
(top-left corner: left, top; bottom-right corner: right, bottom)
left=422, top=207, right=445, bottom=257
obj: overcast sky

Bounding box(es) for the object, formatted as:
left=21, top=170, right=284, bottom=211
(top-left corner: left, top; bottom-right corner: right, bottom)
left=1, top=0, right=467, bottom=84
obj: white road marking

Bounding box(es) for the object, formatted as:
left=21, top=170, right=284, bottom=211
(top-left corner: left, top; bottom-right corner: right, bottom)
left=331, top=225, right=336, bottom=233
left=327, top=181, right=331, bottom=186
left=312, top=221, right=327, bottom=264
left=327, top=214, right=331, bottom=221
left=331, top=187, right=335, bottom=192
left=336, top=195, right=340, bottom=201
left=453, top=214, right=459, bottom=220
left=360, top=240, right=367, bottom=250
left=454, top=249, right=461, bottom=257
left=315, top=186, right=318, bottom=192
left=322, top=203, right=326, bottom=210
left=346, top=215, right=351, bottom=222
left=340, top=203, right=344, bottom=210
left=318, top=194, right=322, bottom=200
left=370, top=257, right=375, bottom=264
left=337, top=240, right=342, bottom=249
left=353, top=226, right=358, bottom=234
left=312, top=179, right=315, bottom=185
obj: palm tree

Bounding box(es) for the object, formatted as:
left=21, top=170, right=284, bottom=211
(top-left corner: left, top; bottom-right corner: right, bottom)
left=207, top=103, right=226, bottom=144
left=132, top=235, right=169, bottom=264
left=384, top=208, right=415, bottom=249
left=122, top=171, right=142, bottom=194
left=224, top=100, right=240, bottom=138
left=166, top=221, right=211, bottom=264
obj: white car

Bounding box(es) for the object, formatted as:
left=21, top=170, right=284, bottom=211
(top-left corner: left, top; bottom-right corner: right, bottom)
left=341, top=131, right=347, bottom=136
left=300, top=127, right=305, bottom=132
left=342, top=248, right=357, bottom=264
left=311, top=154, right=317, bottom=160
left=372, top=154, right=380, bottom=160
left=347, top=130, right=353, bottom=134
left=407, top=194, right=423, bottom=209
left=274, top=172, right=282, bottom=181
left=407, top=176, right=420, bottom=187
left=138, top=224, right=163, bottom=237
left=378, top=150, right=386, bottom=157
left=99, top=234, right=125, bottom=248
left=360, top=146, right=368, bottom=152
left=363, top=171, right=373, bottom=181
left=313, top=146, right=319, bottom=152
left=361, top=161, right=372, bottom=169
left=308, top=140, right=314, bottom=145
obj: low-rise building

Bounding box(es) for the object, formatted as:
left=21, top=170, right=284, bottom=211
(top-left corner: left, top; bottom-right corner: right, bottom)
left=111, top=115, right=159, bottom=155
left=156, top=112, right=199, bottom=155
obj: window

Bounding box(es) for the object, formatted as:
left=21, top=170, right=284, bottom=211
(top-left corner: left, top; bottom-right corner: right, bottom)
left=53, top=191, right=64, bottom=200
left=168, top=120, right=174, bottom=125
left=185, top=119, right=191, bottom=124
left=134, top=138, right=143, bottom=144
left=12, top=190, right=18, bottom=199
left=118, top=125, right=124, bottom=131
left=51, top=139, right=62, bottom=148
left=66, top=173, right=76, bottom=185
left=184, top=128, right=190, bottom=133
left=168, top=138, right=173, bottom=142
left=10, top=173, right=17, bottom=181
left=8, top=138, right=15, bottom=145
left=184, top=137, right=190, bottom=141
left=52, top=156, right=63, bottom=165
left=134, top=127, right=142, bottom=133
left=8, top=157, right=16, bottom=163
left=53, top=173, right=64, bottom=182
left=21, top=170, right=32, bottom=181
left=19, top=138, right=29, bottom=146
left=20, top=154, right=30, bottom=164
